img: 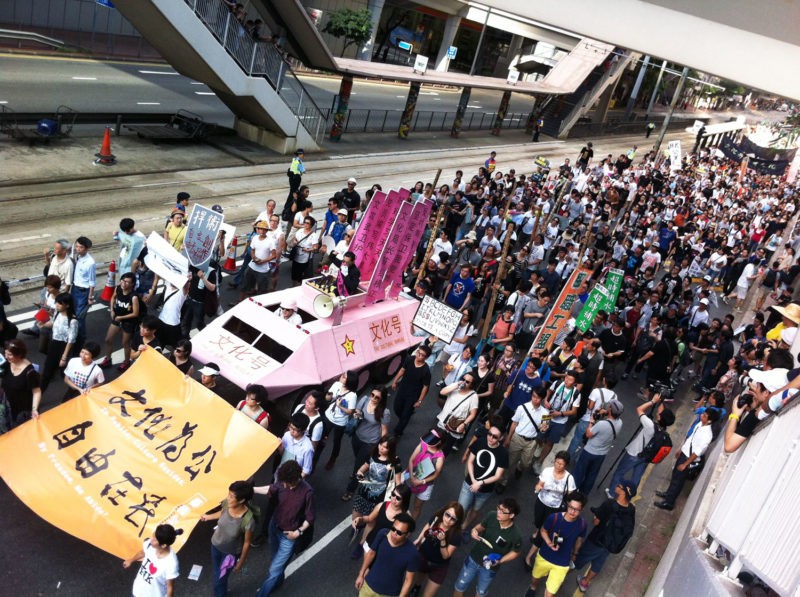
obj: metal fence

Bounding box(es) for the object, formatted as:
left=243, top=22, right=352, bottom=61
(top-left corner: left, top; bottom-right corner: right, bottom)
left=185, top=0, right=326, bottom=141
left=318, top=108, right=532, bottom=134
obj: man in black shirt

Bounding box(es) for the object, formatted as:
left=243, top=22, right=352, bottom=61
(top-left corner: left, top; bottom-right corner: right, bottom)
left=599, top=319, right=629, bottom=379
left=341, top=177, right=361, bottom=224
left=391, top=345, right=432, bottom=436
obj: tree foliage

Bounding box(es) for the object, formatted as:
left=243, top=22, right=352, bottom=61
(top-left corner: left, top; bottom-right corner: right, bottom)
left=323, top=8, right=373, bottom=56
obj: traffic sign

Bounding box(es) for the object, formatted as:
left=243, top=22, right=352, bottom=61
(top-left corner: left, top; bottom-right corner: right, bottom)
left=398, top=41, right=412, bottom=51
left=446, top=46, right=457, bottom=59
left=413, top=54, right=429, bottom=74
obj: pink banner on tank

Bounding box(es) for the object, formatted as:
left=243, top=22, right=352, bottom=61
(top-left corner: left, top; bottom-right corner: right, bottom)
left=361, top=190, right=403, bottom=283
left=386, top=199, right=431, bottom=299
left=365, top=199, right=413, bottom=305
left=350, top=190, right=386, bottom=268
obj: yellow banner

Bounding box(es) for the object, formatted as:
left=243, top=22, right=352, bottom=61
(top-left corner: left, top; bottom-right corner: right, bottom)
left=0, top=349, right=279, bottom=558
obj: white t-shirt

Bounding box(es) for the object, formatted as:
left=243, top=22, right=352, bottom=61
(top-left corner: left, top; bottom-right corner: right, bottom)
left=579, top=387, right=617, bottom=422
left=132, top=539, right=179, bottom=597
left=325, top=381, right=356, bottom=426
left=64, top=358, right=105, bottom=390
left=159, top=285, right=186, bottom=326
left=537, top=467, right=576, bottom=509
left=249, top=234, right=277, bottom=273
left=292, top=227, right=319, bottom=264
left=737, top=263, right=756, bottom=288
left=548, top=382, right=580, bottom=424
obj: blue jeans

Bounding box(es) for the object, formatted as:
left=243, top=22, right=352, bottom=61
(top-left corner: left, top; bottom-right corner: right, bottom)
left=457, top=481, right=492, bottom=513
left=572, top=450, right=606, bottom=495
left=256, top=519, right=297, bottom=596
left=211, top=544, right=236, bottom=597
left=70, top=285, right=90, bottom=341
left=608, top=451, right=648, bottom=495
left=567, top=419, right=590, bottom=461
left=573, top=538, right=610, bottom=574
left=454, top=555, right=497, bottom=596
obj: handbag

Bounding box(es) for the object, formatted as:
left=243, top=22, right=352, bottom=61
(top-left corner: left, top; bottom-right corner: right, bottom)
left=443, top=392, right=475, bottom=434
left=344, top=396, right=367, bottom=437
left=289, top=231, right=316, bottom=262
left=685, top=434, right=704, bottom=480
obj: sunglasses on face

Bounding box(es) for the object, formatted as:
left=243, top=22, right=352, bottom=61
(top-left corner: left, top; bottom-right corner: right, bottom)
left=488, top=432, right=502, bottom=440
left=391, top=527, right=408, bottom=536
left=443, top=512, right=457, bottom=520
left=391, top=493, right=402, bottom=500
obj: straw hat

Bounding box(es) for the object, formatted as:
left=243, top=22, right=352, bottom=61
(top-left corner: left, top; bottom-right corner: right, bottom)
left=772, top=303, right=800, bottom=324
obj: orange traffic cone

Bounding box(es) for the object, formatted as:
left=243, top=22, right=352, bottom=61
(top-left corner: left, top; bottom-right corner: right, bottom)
left=223, top=236, right=238, bottom=271
left=94, top=127, right=116, bottom=166
left=100, top=260, right=117, bottom=302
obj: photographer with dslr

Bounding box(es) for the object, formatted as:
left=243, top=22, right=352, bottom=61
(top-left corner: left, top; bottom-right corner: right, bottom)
left=607, top=393, right=675, bottom=497
left=572, top=399, right=624, bottom=495
left=724, top=348, right=795, bottom=454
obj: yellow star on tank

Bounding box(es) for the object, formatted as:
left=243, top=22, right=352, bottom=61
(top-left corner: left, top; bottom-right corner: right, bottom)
left=341, top=335, right=356, bottom=356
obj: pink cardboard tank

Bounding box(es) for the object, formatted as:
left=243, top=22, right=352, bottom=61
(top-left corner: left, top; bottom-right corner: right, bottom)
left=192, top=187, right=434, bottom=406
left=190, top=278, right=423, bottom=402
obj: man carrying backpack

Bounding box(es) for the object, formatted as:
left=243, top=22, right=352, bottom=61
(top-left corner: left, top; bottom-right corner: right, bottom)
left=606, top=393, right=675, bottom=497
left=574, top=480, right=637, bottom=592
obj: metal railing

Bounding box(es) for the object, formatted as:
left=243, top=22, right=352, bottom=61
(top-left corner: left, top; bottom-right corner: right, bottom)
left=319, top=108, right=531, bottom=135
left=185, top=0, right=326, bottom=142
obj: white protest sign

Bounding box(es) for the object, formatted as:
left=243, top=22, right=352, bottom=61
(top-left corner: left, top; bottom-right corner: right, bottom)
left=219, top=222, right=236, bottom=253
left=412, top=295, right=463, bottom=344
left=413, top=54, right=428, bottom=74
left=144, top=231, right=189, bottom=290
left=668, top=140, right=682, bottom=172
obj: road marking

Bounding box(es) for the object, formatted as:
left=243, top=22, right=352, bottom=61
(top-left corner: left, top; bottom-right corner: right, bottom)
left=138, top=70, right=179, bottom=75
left=190, top=82, right=205, bottom=85
left=71, top=76, right=97, bottom=80
left=137, top=102, right=161, bottom=105
left=0, top=100, right=7, bottom=104
left=194, top=92, right=216, bottom=96
left=0, top=233, right=51, bottom=244
left=285, top=515, right=353, bottom=578
left=467, top=105, right=483, bottom=109
left=396, top=95, right=405, bottom=98
left=132, top=181, right=187, bottom=188
left=419, top=91, right=439, bottom=96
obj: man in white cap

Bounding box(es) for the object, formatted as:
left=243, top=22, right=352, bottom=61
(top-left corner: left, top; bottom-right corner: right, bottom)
left=278, top=299, right=302, bottom=325
left=341, top=177, right=360, bottom=225
left=687, top=298, right=710, bottom=330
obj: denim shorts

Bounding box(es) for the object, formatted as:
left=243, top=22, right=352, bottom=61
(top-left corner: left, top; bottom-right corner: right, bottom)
left=546, top=421, right=568, bottom=443
left=453, top=555, right=496, bottom=596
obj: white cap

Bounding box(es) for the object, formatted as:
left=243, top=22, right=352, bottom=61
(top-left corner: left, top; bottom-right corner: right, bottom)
left=280, top=299, right=297, bottom=311
left=699, top=298, right=709, bottom=306
left=749, top=368, right=789, bottom=393
left=198, top=363, right=220, bottom=376
left=347, top=177, right=357, bottom=185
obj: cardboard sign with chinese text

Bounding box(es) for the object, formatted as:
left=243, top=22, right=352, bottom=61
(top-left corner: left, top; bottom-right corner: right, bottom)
left=183, top=204, right=224, bottom=270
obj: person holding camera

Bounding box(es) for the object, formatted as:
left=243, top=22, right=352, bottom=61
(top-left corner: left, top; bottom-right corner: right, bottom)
left=453, top=498, right=521, bottom=597
left=607, top=393, right=675, bottom=497
left=655, top=408, right=719, bottom=510
left=527, top=491, right=588, bottom=597
left=724, top=359, right=793, bottom=454
left=572, top=399, right=624, bottom=495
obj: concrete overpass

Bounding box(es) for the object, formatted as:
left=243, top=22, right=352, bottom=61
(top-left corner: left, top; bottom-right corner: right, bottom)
left=476, top=0, right=800, bottom=100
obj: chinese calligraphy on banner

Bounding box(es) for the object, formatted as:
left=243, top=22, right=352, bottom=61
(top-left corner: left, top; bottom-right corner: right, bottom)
left=0, top=349, right=279, bottom=559
left=531, top=268, right=592, bottom=352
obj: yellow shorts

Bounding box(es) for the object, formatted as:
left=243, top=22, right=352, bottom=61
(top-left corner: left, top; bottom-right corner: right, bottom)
left=532, top=553, right=569, bottom=595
